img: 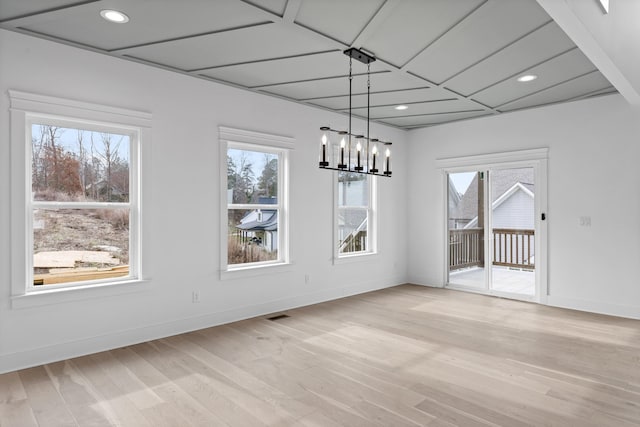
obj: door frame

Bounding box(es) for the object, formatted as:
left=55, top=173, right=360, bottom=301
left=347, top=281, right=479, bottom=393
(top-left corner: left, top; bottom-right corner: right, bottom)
left=437, top=148, right=548, bottom=304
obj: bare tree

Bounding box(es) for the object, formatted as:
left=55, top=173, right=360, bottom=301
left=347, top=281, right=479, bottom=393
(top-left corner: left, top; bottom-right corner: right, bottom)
left=76, top=129, right=87, bottom=197
left=31, top=125, right=48, bottom=192
left=89, top=132, right=125, bottom=201
left=46, top=125, right=61, bottom=190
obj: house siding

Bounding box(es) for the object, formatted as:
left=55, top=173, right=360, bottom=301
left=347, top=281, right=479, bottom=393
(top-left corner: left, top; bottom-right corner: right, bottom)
left=492, top=189, right=534, bottom=229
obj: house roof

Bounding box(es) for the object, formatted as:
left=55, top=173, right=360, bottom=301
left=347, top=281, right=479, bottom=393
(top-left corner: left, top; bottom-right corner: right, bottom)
left=236, top=210, right=277, bottom=232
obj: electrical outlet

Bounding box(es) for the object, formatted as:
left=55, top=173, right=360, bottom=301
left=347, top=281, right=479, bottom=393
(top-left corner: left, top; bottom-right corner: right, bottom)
left=192, top=291, right=200, bottom=303
left=304, top=274, right=310, bottom=284
left=579, top=216, right=591, bottom=227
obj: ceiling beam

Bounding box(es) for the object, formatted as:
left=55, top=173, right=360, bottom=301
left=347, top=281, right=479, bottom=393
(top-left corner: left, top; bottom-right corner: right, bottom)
left=536, top=0, right=640, bottom=106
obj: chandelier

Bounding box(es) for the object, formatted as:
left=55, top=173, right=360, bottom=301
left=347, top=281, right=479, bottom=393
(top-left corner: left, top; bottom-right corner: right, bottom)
left=319, top=48, right=392, bottom=177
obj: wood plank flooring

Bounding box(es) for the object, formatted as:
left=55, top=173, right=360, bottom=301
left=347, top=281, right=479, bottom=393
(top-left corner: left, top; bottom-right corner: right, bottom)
left=1, top=285, right=639, bottom=426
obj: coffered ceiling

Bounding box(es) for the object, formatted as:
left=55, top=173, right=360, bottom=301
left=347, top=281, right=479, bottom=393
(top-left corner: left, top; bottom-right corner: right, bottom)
left=0, top=0, right=617, bottom=129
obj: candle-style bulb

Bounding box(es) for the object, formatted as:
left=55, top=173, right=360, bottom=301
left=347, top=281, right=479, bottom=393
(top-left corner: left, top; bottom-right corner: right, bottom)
left=384, top=148, right=391, bottom=176
left=372, top=146, right=378, bottom=154
left=322, top=134, right=327, bottom=145
left=356, top=142, right=362, bottom=151
left=339, top=137, right=346, bottom=169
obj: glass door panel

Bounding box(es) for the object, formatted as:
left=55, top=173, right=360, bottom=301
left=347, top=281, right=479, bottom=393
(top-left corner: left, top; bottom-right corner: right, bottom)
left=489, top=167, right=535, bottom=296
left=447, top=171, right=486, bottom=289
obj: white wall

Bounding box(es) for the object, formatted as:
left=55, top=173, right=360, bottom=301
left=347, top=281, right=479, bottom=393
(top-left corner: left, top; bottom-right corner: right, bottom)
left=407, top=93, right=640, bottom=319
left=0, top=30, right=409, bottom=373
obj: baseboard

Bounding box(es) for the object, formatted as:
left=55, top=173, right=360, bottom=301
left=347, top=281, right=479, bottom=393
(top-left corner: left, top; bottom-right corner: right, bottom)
left=405, top=277, right=444, bottom=288
left=547, top=295, right=640, bottom=320
left=409, top=279, right=639, bottom=320
left=0, top=277, right=404, bottom=374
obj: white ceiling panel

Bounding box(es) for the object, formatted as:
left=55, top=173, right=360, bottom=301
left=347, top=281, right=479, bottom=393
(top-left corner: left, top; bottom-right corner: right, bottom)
left=364, top=0, right=484, bottom=68
left=407, top=0, right=551, bottom=84
left=261, top=72, right=426, bottom=100
left=472, top=48, right=597, bottom=107
left=445, top=22, right=575, bottom=96
left=18, top=0, right=271, bottom=51
left=294, top=0, right=385, bottom=45
left=349, top=99, right=481, bottom=119
left=199, top=50, right=387, bottom=88
left=308, top=87, right=454, bottom=110
left=498, top=71, right=613, bottom=112
left=0, top=0, right=617, bottom=130
left=0, top=0, right=84, bottom=21
left=378, top=111, right=492, bottom=127
left=120, top=23, right=336, bottom=71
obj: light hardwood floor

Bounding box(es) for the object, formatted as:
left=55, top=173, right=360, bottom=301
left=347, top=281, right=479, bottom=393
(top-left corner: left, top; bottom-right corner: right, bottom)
left=1, top=285, right=639, bottom=426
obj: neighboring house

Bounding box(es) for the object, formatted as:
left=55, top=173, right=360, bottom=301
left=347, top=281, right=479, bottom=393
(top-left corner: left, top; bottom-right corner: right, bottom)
left=450, top=169, right=535, bottom=230
left=236, top=197, right=278, bottom=252
left=465, top=182, right=534, bottom=229
left=447, top=176, right=463, bottom=229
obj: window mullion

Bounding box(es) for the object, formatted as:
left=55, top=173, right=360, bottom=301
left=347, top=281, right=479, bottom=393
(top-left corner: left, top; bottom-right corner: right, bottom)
left=32, top=201, right=131, bottom=209
left=228, top=203, right=281, bottom=210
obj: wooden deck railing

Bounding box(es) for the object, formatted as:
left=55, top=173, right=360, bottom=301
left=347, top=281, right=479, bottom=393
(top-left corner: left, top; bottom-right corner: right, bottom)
left=449, top=228, right=534, bottom=271
left=493, top=228, right=534, bottom=269
left=449, top=228, right=484, bottom=271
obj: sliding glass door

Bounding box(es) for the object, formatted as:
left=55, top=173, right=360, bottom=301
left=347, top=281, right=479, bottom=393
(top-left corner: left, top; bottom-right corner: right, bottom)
left=446, top=164, right=541, bottom=301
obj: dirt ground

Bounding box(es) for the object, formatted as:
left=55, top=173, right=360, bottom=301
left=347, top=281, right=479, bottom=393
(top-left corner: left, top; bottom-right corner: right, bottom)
left=33, top=209, right=129, bottom=270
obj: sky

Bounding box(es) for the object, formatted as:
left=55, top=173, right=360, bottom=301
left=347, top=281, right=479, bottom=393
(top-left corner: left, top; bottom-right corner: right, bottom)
left=450, top=171, right=475, bottom=194
left=228, top=147, right=276, bottom=182
left=32, top=124, right=130, bottom=161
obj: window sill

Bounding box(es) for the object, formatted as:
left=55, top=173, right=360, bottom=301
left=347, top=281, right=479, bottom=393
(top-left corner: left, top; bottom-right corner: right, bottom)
left=333, top=252, right=378, bottom=265
left=11, top=279, right=151, bottom=309
left=220, top=262, right=293, bottom=281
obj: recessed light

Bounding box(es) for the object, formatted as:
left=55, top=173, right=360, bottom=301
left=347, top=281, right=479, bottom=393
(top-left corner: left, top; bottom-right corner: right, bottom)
left=517, top=74, right=537, bottom=83
left=395, top=105, right=408, bottom=110
left=100, top=9, right=129, bottom=23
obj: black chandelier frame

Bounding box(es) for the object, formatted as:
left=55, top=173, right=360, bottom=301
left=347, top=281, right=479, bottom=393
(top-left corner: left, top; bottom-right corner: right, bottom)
left=319, top=47, right=392, bottom=177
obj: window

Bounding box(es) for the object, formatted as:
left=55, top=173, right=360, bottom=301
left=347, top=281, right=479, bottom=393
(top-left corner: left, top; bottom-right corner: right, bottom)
left=336, top=171, right=376, bottom=257
left=220, top=127, right=292, bottom=273
left=30, top=123, right=136, bottom=288
left=9, top=91, right=149, bottom=303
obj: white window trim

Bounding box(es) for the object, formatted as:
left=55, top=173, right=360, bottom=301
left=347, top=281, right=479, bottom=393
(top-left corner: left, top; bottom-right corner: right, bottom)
left=333, top=172, right=378, bottom=264
left=219, top=126, right=294, bottom=280
left=9, top=90, right=152, bottom=308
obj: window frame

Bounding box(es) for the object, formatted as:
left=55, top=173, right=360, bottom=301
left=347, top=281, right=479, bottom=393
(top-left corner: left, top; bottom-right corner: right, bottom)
left=219, top=127, right=293, bottom=278
left=9, top=91, right=151, bottom=308
left=334, top=171, right=377, bottom=261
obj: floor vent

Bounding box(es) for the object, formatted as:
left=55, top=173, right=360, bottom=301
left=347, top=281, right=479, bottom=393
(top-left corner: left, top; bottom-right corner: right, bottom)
left=267, top=314, right=290, bottom=321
